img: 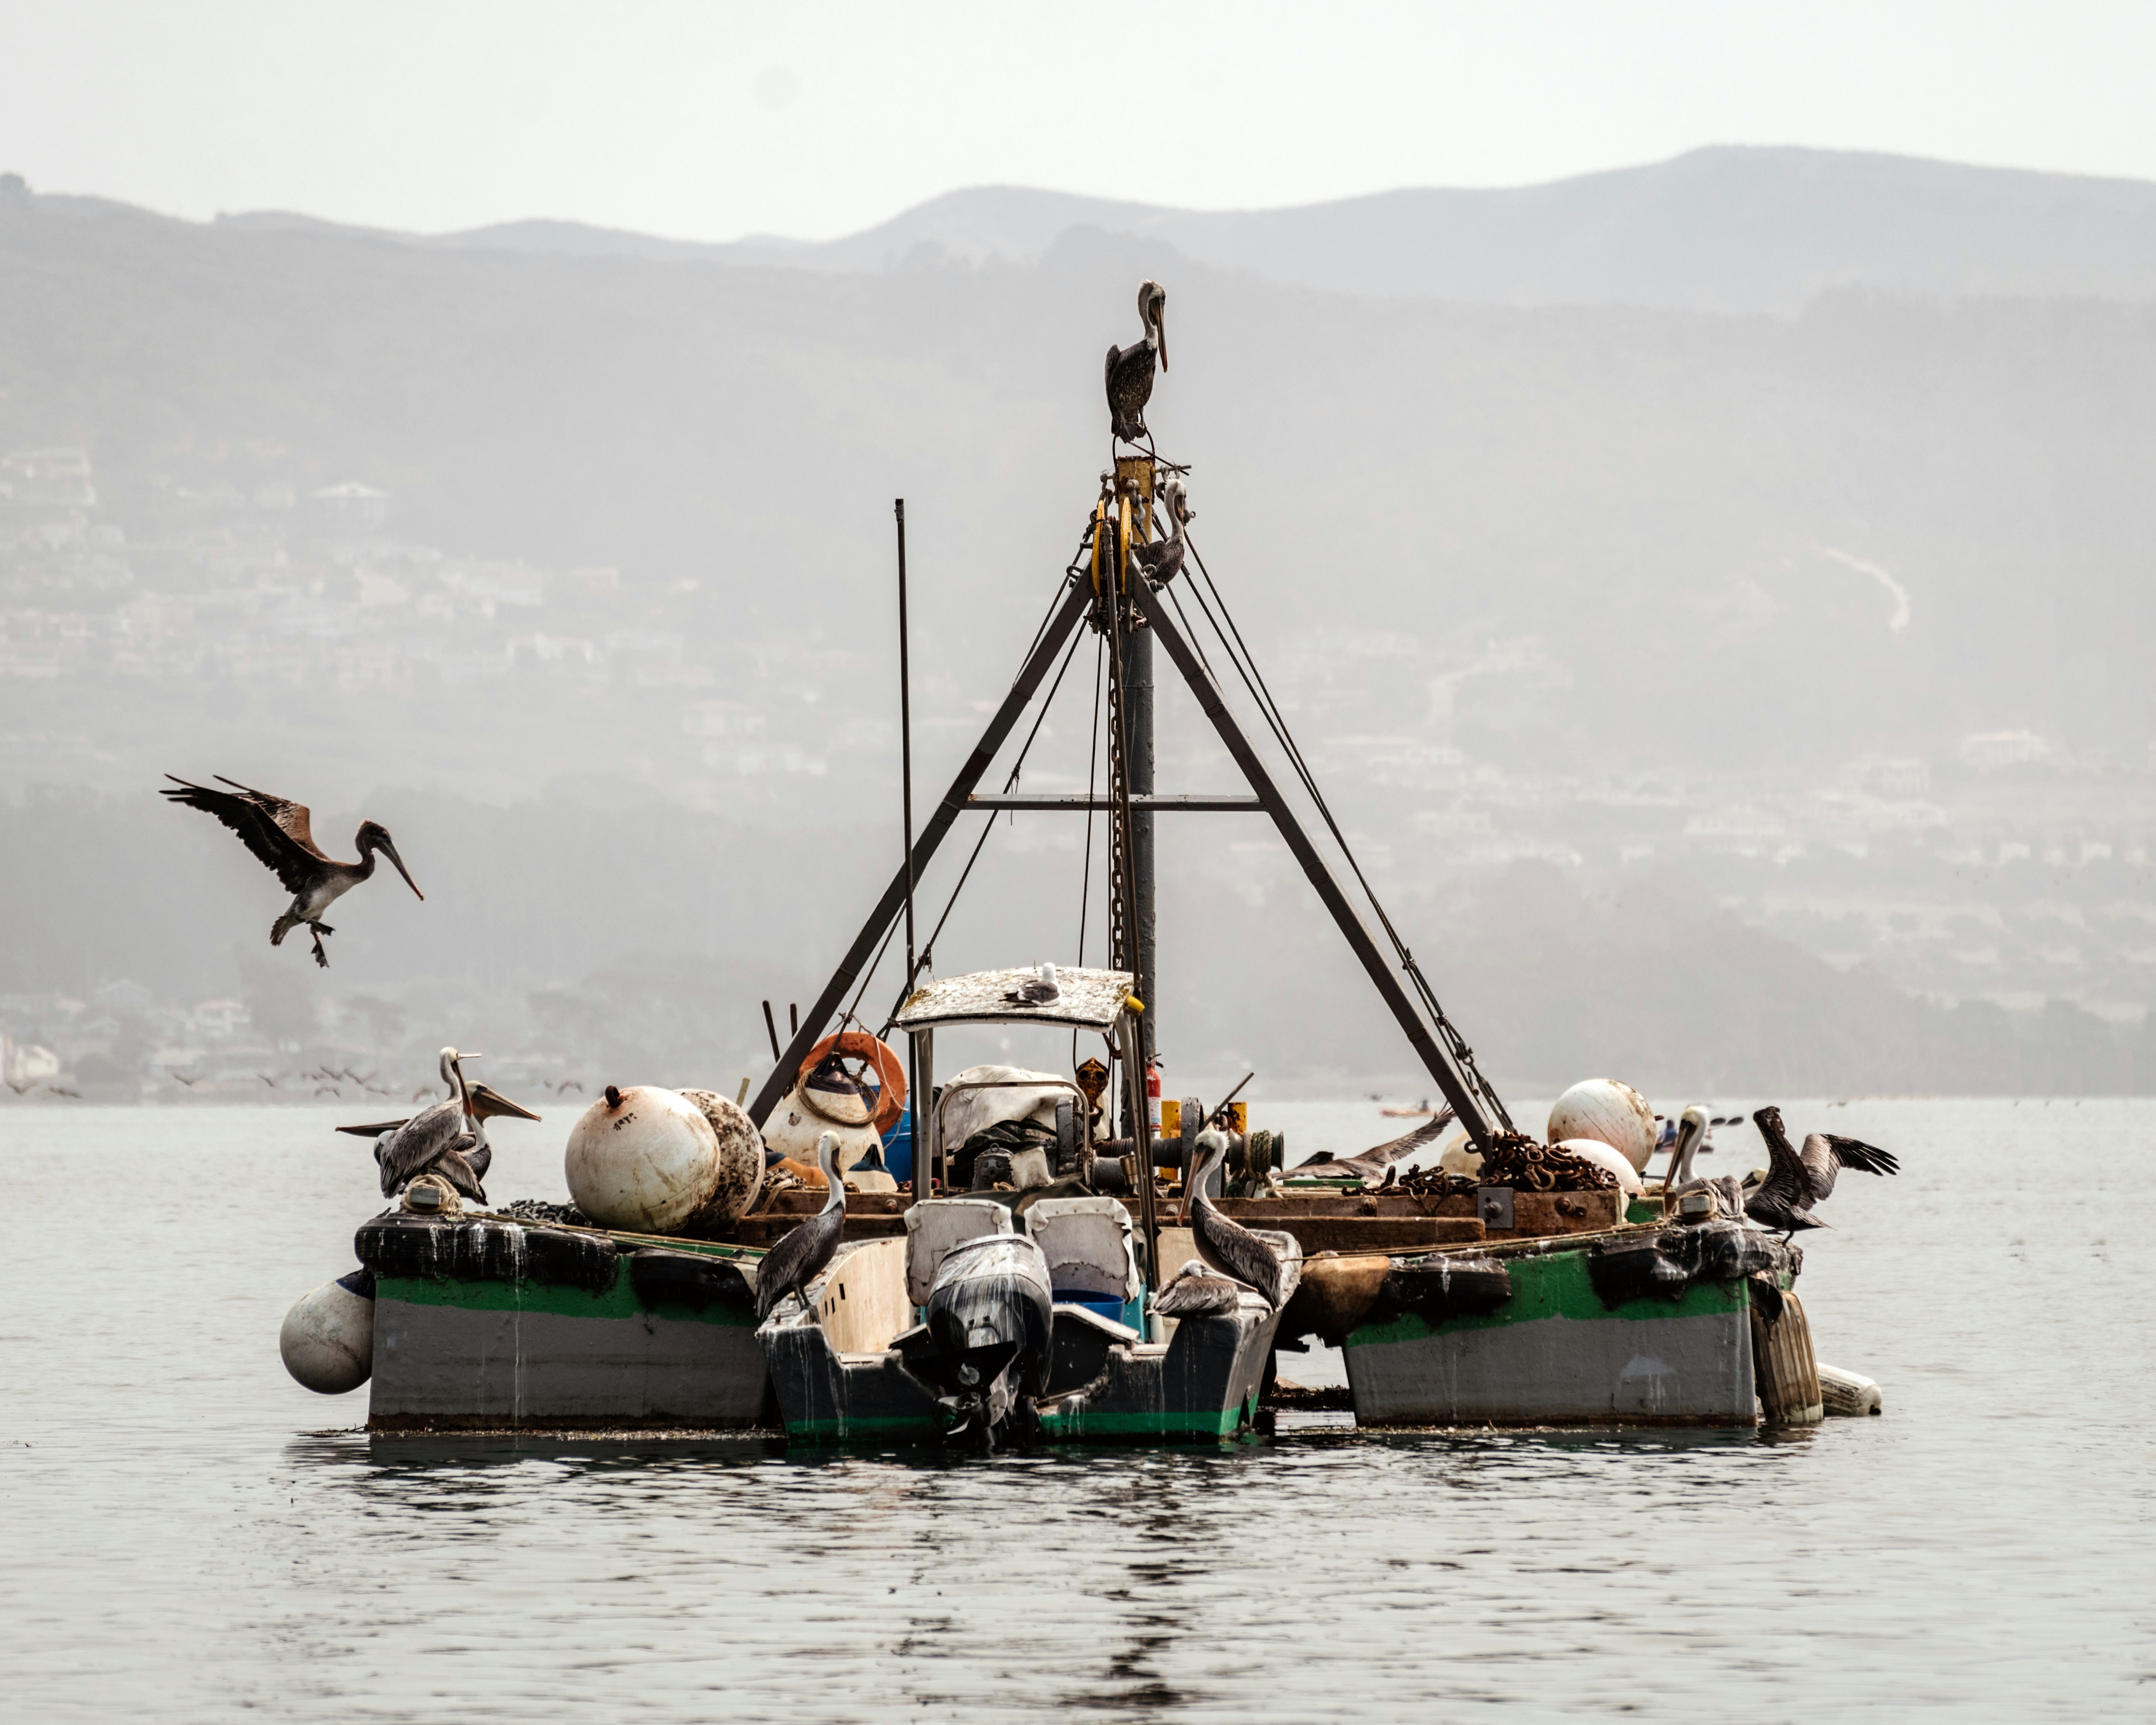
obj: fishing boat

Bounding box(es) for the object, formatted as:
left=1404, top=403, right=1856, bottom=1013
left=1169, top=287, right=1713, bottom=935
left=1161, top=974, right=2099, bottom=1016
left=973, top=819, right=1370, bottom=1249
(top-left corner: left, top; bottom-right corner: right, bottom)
left=281, top=288, right=1859, bottom=1443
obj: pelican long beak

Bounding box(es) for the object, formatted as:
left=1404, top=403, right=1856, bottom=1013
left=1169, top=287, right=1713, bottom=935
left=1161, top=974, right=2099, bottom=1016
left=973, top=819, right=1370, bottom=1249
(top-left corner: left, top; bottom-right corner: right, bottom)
left=380, top=837, right=424, bottom=900
left=1156, top=307, right=1168, bottom=373
left=469, top=1082, right=541, bottom=1123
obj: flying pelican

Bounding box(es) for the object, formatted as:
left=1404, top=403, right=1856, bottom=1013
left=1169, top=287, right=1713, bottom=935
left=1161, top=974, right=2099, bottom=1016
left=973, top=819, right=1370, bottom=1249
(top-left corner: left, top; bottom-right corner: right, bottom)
left=1181, top=1128, right=1299, bottom=1309
left=160, top=774, right=423, bottom=968
left=1286, top=1109, right=1454, bottom=1190
left=1152, top=1259, right=1243, bottom=1319
left=755, top=1131, right=848, bottom=1323
left=1001, top=962, right=1061, bottom=1007
left=1130, top=477, right=1193, bottom=586
left=1746, top=1105, right=1900, bottom=1238
left=1662, top=1105, right=1748, bottom=1219
left=369, top=1048, right=487, bottom=1201
left=1105, top=280, right=1167, bottom=445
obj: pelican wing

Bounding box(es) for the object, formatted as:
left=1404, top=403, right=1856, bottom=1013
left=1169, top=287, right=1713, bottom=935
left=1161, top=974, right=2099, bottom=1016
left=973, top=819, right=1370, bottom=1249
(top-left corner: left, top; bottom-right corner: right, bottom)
left=754, top=1208, right=844, bottom=1322
left=1752, top=1112, right=1811, bottom=1212
left=374, top=1099, right=469, bottom=1195
left=212, top=775, right=330, bottom=859
left=336, top=1117, right=411, bottom=1138
left=1803, top=1132, right=1899, bottom=1201
left=1361, top=1110, right=1456, bottom=1165
left=161, top=774, right=326, bottom=895
left=1153, top=1274, right=1241, bottom=1319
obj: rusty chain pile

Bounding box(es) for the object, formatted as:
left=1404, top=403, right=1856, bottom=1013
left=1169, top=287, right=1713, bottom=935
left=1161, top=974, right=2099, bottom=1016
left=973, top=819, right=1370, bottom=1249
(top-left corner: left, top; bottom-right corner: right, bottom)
left=1472, top=1132, right=1621, bottom=1193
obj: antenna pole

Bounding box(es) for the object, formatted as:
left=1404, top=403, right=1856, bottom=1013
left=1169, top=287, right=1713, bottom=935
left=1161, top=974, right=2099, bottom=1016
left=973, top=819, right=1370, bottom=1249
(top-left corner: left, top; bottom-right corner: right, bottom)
left=896, top=498, right=922, bottom=1199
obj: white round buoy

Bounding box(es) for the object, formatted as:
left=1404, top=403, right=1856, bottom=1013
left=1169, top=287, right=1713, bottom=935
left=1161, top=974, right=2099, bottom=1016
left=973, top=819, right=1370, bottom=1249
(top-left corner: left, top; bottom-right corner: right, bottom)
left=565, top=1085, right=731, bottom=1233
left=1436, top=1129, right=1482, bottom=1180
left=280, top=1272, right=374, bottom=1394
left=678, top=1088, right=766, bottom=1220
left=1553, top=1137, right=1644, bottom=1196
left=1547, top=1079, right=1657, bottom=1172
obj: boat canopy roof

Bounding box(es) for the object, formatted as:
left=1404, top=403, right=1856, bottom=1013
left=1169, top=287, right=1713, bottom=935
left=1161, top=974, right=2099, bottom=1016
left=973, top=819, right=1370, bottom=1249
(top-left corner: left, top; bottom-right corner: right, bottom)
left=893, top=966, right=1135, bottom=1034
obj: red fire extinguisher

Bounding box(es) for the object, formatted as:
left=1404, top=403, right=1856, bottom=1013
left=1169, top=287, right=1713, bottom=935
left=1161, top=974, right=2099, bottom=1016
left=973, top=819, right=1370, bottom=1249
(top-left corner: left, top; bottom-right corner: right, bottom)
left=1146, top=1060, right=1162, bottom=1134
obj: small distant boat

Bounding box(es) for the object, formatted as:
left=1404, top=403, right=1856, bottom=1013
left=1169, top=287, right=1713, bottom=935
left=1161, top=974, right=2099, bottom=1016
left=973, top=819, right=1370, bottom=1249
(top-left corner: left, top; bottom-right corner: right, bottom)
left=1380, top=1098, right=1445, bottom=1118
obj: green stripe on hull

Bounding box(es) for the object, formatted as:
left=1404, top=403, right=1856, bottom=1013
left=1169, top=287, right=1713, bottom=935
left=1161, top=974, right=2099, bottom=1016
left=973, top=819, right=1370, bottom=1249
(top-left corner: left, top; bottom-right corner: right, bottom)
left=1346, top=1246, right=1747, bottom=1352
left=376, top=1273, right=756, bottom=1329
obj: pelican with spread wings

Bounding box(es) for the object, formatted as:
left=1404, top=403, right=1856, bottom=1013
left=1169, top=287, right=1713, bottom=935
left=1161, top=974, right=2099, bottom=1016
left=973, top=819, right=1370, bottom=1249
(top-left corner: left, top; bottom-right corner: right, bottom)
left=161, top=774, right=423, bottom=967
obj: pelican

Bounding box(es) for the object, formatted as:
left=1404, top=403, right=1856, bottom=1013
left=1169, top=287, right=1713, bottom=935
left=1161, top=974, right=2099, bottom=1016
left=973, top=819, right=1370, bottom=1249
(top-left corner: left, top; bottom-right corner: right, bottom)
left=370, top=1048, right=487, bottom=1201
left=1286, top=1109, right=1454, bottom=1190
left=1746, top=1105, right=1900, bottom=1238
left=1130, top=477, right=1193, bottom=586
left=1152, top=1259, right=1243, bottom=1319
left=755, top=1131, right=847, bottom=1323
left=1662, top=1105, right=1748, bottom=1219
left=1001, top=962, right=1061, bottom=1007
left=338, top=1071, right=540, bottom=1185
left=1181, top=1128, right=1299, bottom=1309
left=1105, top=280, right=1167, bottom=445
left=161, top=774, right=422, bottom=967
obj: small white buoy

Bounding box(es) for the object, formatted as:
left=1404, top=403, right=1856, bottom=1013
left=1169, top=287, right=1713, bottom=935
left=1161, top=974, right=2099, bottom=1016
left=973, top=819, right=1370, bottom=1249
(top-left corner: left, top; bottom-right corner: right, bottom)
left=280, top=1271, right=374, bottom=1395
left=1547, top=1079, right=1657, bottom=1172
left=1818, top=1363, right=1884, bottom=1417
left=1552, top=1136, right=1644, bottom=1195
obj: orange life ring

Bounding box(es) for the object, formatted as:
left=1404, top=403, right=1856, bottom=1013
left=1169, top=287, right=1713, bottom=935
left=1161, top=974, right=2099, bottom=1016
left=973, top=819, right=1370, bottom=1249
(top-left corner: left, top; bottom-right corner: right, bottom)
left=803, top=1031, right=907, bottom=1135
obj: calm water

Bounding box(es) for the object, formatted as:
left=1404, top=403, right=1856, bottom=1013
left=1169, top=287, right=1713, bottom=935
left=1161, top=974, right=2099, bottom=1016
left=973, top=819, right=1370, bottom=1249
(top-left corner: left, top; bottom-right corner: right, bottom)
left=3, top=1098, right=2151, bottom=1721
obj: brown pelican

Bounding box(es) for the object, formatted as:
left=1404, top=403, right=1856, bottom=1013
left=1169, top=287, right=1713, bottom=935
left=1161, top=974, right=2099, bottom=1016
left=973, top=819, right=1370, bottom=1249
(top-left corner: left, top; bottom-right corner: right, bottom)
left=755, top=1131, right=847, bottom=1322
left=1130, top=477, right=1193, bottom=586
left=338, top=1074, right=540, bottom=1185
left=1746, top=1105, right=1899, bottom=1238
left=1181, top=1128, right=1298, bottom=1309
left=160, top=774, right=423, bottom=967
left=1001, top=962, right=1061, bottom=1007
left=1662, top=1105, right=1747, bottom=1218
left=1152, top=1259, right=1243, bottom=1319
left=1286, top=1109, right=1454, bottom=1190
left=1105, top=280, right=1167, bottom=445
left=369, top=1048, right=488, bottom=1201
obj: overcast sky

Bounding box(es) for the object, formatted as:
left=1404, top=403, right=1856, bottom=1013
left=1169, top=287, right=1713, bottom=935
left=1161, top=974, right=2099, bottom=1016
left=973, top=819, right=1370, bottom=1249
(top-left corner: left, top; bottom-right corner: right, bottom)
left=5, top=1, right=2155, bottom=240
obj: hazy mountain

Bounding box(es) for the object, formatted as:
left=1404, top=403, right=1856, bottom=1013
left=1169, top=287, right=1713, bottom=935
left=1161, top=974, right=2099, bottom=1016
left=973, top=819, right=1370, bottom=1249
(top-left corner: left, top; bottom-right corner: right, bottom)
left=219, top=146, right=2156, bottom=315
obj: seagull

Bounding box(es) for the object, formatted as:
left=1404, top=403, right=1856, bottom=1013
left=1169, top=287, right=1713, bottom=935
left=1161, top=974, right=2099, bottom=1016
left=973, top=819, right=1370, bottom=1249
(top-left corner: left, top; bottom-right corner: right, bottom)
left=161, top=774, right=423, bottom=968
left=1001, top=962, right=1061, bottom=1007
left=1285, top=1110, right=1454, bottom=1190
left=1151, top=1259, right=1243, bottom=1320
left=1181, top=1129, right=1300, bottom=1309
left=1105, top=280, right=1167, bottom=445
left=1745, top=1105, right=1900, bottom=1238
left=755, top=1131, right=848, bottom=1323
left=1130, top=477, right=1193, bottom=586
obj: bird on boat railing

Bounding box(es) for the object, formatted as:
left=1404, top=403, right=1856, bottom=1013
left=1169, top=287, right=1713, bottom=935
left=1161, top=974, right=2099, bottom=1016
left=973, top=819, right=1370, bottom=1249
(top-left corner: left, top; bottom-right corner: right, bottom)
left=1130, top=477, right=1193, bottom=586
left=338, top=1061, right=540, bottom=1189
left=160, top=774, right=423, bottom=968
left=1181, top=1128, right=1299, bottom=1309
left=1662, top=1105, right=1748, bottom=1219
left=1105, top=280, right=1167, bottom=445
left=359, top=1048, right=492, bottom=1202
left=755, top=1131, right=848, bottom=1324
left=1152, top=1258, right=1244, bottom=1320
left=1745, top=1104, right=1900, bottom=1238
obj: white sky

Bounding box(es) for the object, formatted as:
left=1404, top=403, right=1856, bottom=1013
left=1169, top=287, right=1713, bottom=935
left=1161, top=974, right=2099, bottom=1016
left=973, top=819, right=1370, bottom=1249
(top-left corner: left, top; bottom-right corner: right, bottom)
left=4, top=0, right=2153, bottom=240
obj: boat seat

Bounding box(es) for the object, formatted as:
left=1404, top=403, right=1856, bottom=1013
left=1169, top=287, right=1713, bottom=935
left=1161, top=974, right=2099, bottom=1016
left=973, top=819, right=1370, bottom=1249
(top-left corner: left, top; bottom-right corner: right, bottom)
left=1024, top=1196, right=1142, bottom=1304
left=903, top=1197, right=1013, bottom=1308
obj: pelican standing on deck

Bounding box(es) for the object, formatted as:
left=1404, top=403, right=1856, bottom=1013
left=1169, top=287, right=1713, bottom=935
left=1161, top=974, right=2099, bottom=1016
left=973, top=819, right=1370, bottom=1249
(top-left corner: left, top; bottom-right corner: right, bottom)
left=1746, top=1104, right=1900, bottom=1238
left=1662, top=1105, right=1749, bottom=1219
left=339, top=1070, right=541, bottom=1187
left=372, top=1048, right=486, bottom=1201
left=1181, top=1128, right=1299, bottom=1309
left=755, top=1131, right=848, bottom=1323
left=161, top=774, right=423, bottom=967
left=1105, top=280, right=1167, bottom=445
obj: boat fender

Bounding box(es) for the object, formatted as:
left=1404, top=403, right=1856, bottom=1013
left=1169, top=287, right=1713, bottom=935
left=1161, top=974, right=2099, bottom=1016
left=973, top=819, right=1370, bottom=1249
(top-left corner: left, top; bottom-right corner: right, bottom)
left=279, top=1272, right=375, bottom=1395
left=1546, top=1078, right=1657, bottom=1172
left=1378, top=1254, right=1513, bottom=1322
left=1587, top=1236, right=1695, bottom=1306
left=628, top=1247, right=756, bottom=1312
left=1818, top=1363, right=1884, bottom=1417
left=355, top=1215, right=621, bottom=1293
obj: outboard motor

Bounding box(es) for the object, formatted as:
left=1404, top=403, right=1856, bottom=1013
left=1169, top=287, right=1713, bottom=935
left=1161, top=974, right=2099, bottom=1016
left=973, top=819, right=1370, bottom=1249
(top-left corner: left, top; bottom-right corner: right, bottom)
left=900, top=1233, right=1054, bottom=1447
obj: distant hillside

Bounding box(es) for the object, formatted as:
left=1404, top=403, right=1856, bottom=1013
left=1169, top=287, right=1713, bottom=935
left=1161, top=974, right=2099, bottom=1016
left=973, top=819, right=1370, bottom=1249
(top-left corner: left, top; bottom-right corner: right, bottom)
left=221, top=146, right=2156, bottom=316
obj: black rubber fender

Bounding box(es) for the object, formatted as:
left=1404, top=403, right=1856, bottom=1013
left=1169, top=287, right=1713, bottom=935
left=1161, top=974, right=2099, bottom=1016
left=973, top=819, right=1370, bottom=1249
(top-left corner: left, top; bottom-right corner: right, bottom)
left=355, top=1214, right=619, bottom=1293
left=1380, top=1255, right=1512, bottom=1321
left=627, top=1247, right=756, bottom=1312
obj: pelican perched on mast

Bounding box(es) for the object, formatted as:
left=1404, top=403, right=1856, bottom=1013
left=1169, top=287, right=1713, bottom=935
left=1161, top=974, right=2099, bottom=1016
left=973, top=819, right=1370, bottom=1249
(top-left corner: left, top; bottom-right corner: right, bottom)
left=1105, top=280, right=1167, bottom=445
left=160, top=774, right=423, bottom=967
left=1180, top=1128, right=1300, bottom=1310
left=1130, top=476, right=1193, bottom=586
